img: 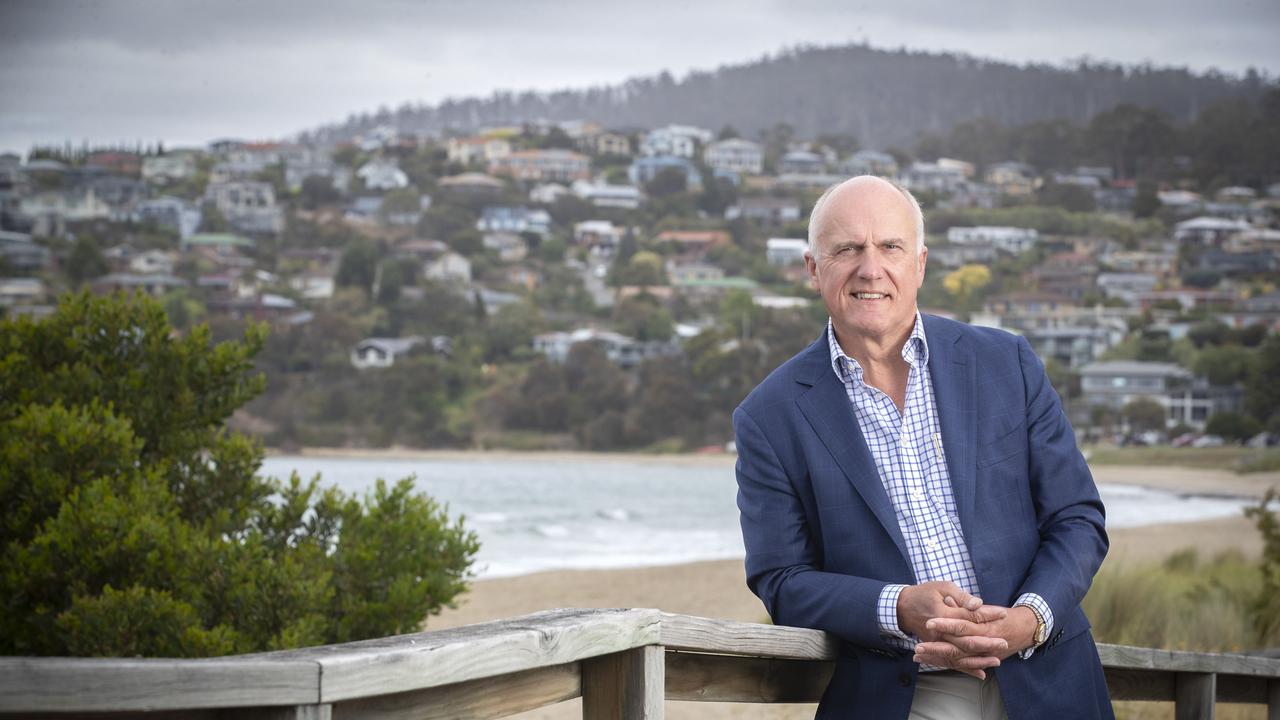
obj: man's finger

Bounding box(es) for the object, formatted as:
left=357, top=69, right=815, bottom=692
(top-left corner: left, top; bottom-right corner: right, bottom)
left=963, top=604, right=1007, bottom=623
left=939, top=634, right=1009, bottom=655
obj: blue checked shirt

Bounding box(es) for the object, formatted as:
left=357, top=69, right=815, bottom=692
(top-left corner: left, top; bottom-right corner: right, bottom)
left=826, top=314, right=1052, bottom=664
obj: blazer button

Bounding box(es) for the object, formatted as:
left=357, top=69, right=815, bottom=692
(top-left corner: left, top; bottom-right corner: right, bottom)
left=898, top=673, right=912, bottom=687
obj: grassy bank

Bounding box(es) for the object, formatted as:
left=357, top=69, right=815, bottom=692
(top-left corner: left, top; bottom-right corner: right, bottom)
left=1084, top=446, right=1280, bottom=474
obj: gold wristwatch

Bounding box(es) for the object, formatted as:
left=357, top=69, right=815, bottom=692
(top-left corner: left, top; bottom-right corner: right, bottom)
left=1021, top=604, right=1048, bottom=647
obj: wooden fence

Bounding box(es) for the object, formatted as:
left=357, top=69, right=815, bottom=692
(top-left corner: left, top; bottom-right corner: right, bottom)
left=3, top=608, right=1279, bottom=720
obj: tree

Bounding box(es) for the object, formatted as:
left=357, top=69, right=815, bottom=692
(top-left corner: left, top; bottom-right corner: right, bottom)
left=0, top=292, right=478, bottom=657
left=1245, top=334, right=1280, bottom=427
left=1120, top=397, right=1166, bottom=434
left=942, top=264, right=992, bottom=308
left=644, top=167, right=688, bottom=198
left=65, top=235, right=109, bottom=286
left=1191, top=345, right=1253, bottom=386
left=612, top=293, right=674, bottom=342
left=1132, top=181, right=1161, bottom=219
left=299, top=175, right=341, bottom=209
left=1205, top=411, right=1262, bottom=443
left=336, top=238, right=379, bottom=295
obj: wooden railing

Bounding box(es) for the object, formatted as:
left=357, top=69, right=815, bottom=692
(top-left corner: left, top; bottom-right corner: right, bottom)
left=3, top=608, right=1279, bottom=719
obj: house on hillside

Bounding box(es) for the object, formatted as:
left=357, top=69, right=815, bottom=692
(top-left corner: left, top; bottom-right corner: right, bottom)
left=571, top=180, right=642, bottom=209
left=654, top=230, right=730, bottom=259
left=476, top=206, right=552, bottom=238
left=947, top=226, right=1039, bottom=254
left=350, top=335, right=451, bottom=369
left=574, top=220, right=626, bottom=253
left=839, top=150, right=899, bottom=177
left=490, top=149, right=590, bottom=183
left=639, top=125, right=712, bottom=159
left=134, top=196, right=202, bottom=239
left=424, top=251, right=471, bottom=284
left=628, top=156, right=702, bottom=189
left=204, top=181, right=284, bottom=235
left=446, top=136, right=512, bottom=166
left=766, top=238, right=808, bottom=266
left=778, top=151, right=826, bottom=175
left=356, top=158, right=409, bottom=191
left=439, top=172, right=505, bottom=196
left=704, top=139, right=764, bottom=175
left=726, top=196, right=801, bottom=225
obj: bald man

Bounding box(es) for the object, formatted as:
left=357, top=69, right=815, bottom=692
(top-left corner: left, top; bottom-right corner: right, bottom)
left=734, top=176, right=1112, bottom=719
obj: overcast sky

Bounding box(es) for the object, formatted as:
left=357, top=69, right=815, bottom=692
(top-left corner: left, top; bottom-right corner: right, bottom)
left=1, top=0, right=1277, bottom=155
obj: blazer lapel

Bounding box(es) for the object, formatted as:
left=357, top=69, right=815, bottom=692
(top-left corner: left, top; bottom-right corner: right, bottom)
left=923, top=315, right=978, bottom=534
left=793, top=333, right=911, bottom=566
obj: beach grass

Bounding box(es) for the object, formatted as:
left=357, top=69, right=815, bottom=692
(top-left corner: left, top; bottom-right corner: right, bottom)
left=1086, top=548, right=1275, bottom=720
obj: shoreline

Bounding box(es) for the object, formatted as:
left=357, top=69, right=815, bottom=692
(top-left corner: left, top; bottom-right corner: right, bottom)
left=271, top=446, right=1280, bottom=498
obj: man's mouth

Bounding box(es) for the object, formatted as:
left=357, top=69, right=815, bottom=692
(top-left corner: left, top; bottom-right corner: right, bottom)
left=852, top=292, right=888, bottom=300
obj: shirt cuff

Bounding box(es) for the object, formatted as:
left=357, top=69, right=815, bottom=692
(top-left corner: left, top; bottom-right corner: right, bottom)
left=877, top=583, right=911, bottom=640
left=1013, top=592, right=1054, bottom=659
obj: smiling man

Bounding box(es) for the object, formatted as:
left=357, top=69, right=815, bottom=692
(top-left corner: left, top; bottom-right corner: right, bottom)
left=734, top=176, right=1112, bottom=719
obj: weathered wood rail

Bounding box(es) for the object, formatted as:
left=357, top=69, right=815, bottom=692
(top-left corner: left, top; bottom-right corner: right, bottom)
left=3, top=608, right=1279, bottom=719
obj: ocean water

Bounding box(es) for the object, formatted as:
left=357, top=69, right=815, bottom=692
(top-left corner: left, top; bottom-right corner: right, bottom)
left=260, top=455, right=1253, bottom=579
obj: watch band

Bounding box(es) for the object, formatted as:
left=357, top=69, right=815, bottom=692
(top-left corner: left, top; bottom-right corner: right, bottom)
left=1020, top=603, right=1048, bottom=647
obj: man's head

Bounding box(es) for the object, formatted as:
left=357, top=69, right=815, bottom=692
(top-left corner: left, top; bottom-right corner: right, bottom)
left=804, top=175, right=928, bottom=351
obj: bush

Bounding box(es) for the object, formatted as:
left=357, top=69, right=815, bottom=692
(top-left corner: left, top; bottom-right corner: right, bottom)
left=0, top=292, right=478, bottom=657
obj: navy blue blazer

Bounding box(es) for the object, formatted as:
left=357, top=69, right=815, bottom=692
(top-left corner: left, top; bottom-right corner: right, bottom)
left=734, top=314, right=1113, bottom=719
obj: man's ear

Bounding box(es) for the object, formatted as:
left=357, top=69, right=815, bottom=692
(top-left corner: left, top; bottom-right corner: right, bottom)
left=804, top=250, right=819, bottom=291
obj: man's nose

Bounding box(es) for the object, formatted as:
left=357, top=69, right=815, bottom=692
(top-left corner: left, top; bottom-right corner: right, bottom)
left=857, top=253, right=884, bottom=280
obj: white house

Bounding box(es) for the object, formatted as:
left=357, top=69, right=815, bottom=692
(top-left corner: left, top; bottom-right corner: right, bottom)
left=356, top=158, right=409, bottom=191
left=766, top=238, right=809, bottom=266
left=639, top=125, right=713, bottom=158
left=204, top=181, right=284, bottom=235
left=574, top=220, right=626, bottom=252
left=129, top=249, right=176, bottom=275
left=947, top=226, right=1039, bottom=254
left=703, top=138, right=764, bottom=175
left=571, top=180, right=643, bottom=209
left=350, top=336, right=426, bottom=369
left=425, top=251, right=471, bottom=283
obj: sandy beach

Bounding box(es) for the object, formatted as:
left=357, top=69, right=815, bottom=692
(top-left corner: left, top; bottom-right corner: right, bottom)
left=390, top=457, right=1277, bottom=719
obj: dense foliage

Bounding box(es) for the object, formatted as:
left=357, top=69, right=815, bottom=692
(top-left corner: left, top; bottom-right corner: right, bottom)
left=0, top=292, right=478, bottom=657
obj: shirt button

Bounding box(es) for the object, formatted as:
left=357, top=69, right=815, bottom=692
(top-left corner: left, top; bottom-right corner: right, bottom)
left=926, top=539, right=940, bottom=549
left=911, top=490, right=925, bottom=501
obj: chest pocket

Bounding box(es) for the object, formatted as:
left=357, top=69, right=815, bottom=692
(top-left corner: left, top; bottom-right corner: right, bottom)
left=977, top=420, right=1026, bottom=468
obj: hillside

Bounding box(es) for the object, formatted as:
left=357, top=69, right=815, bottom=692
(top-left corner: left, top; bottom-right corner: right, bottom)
left=304, top=43, right=1273, bottom=148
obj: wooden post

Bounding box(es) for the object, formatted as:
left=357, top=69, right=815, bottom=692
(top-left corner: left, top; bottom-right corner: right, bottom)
left=1175, top=672, right=1216, bottom=720
left=581, top=646, right=664, bottom=720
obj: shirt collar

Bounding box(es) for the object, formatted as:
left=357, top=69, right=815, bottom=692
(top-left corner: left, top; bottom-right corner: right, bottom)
left=827, top=311, right=930, bottom=387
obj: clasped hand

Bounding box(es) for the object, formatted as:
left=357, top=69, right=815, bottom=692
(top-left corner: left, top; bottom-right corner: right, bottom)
left=896, top=581, right=1038, bottom=680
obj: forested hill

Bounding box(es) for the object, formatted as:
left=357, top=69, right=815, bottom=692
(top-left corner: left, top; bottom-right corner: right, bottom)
left=305, top=43, right=1273, bottom=148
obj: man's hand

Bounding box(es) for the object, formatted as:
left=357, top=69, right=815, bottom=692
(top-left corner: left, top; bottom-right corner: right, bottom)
left=913, top=605, right=1039, bottom=676
left=897, top=582, right=1009, bottom=679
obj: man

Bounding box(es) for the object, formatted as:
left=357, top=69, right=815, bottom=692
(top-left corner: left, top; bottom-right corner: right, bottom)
left=734, top=176, right=1112, bottom=719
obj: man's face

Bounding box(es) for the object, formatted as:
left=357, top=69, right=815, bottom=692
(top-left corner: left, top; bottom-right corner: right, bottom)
left=804, top=178, right=927, bottom=348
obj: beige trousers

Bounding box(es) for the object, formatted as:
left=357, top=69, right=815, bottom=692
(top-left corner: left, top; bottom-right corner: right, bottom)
left=908, top=671, right=1009, bottom=720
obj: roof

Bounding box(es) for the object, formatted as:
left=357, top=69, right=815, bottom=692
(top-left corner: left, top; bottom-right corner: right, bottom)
left=1175, top=216, right=1250, bottom=231
left=184, top=233, right=254, bottom=248
left=1079, top=361, right=1191, bottom=378
left=440, top=172, right=504, bottom=188
left=674, top=276, right=759, bottom=290
left=356, top=336, right=425, bottom=356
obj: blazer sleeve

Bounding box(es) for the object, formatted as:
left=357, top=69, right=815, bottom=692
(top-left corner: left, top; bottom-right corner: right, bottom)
left=1013, top=335, right=1109, bottom=624
left=735, top=405, right=897, bottom=650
